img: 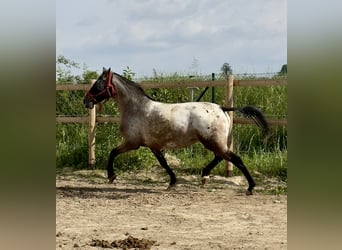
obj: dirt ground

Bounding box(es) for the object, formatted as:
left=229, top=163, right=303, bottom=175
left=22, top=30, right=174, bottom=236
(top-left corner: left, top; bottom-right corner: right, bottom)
left=56, top=168, right=287, bottom=249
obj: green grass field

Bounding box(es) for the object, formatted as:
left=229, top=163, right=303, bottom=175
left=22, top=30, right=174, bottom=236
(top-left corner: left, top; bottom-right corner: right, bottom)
left=56, top=73, right=287, bottom=187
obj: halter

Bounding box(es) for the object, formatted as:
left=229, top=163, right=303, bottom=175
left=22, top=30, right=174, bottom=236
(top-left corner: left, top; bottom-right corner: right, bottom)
left=86, top=69, right=116, bottom=104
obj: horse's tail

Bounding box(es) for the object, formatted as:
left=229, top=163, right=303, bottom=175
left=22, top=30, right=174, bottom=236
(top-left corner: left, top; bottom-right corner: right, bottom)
left=221, top=105, right=270, bottom=139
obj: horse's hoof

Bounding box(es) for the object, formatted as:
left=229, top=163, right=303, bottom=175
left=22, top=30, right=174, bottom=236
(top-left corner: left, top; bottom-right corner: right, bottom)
left=166, top=184, right=176, bottom=191
left=246, top=190, right=253, bottom=195
left=108, top=175, right=116, bottom=184
left=201, top=176, right=210, bottom=185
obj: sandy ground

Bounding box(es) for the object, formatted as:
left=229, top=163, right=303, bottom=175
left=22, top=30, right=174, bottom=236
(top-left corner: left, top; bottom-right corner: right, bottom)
left=56, top=168, right=287, bottom=249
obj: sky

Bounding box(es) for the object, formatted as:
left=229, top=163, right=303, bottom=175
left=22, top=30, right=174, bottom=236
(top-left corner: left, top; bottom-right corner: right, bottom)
left=56, top=0, right=287, bottom=77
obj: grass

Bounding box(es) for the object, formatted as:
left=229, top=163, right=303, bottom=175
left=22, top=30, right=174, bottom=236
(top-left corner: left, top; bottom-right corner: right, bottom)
left=56, top=72, right=287, bottom=185
left=170, top=146, right=287, bottom=180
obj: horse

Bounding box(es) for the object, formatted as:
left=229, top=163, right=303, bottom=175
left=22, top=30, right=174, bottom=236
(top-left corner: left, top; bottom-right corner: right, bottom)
left=83, top=67, right=270, bottom=195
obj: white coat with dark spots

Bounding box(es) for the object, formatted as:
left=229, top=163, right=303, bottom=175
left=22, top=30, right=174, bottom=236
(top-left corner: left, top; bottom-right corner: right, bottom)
left=84, top=68, right=270, bottom=195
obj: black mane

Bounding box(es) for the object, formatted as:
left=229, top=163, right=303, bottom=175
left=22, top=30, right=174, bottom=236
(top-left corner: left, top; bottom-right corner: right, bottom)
left=113, top=72, right=154, bottom=100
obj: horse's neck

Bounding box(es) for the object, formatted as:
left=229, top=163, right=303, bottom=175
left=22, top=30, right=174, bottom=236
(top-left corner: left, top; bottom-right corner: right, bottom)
left=115, top=93, right=151, bottom=116
left=113, top=80, right=152, bottom=116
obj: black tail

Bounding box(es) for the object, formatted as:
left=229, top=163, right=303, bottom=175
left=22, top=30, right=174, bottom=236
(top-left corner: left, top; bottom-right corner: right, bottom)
left=221, top=105, right=270, bottom=139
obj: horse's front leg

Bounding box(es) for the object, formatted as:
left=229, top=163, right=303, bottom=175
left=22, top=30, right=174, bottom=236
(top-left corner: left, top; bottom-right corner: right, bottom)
left=150, top=148, right=177, bottom=189
left=201, top=155, right=223, bottom=185
left=107, top=142, right=139, bottom=183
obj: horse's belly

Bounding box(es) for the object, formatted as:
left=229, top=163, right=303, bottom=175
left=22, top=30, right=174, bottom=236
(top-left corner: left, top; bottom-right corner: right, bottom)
left=163, top=135, right=198, bottom=149
left=143, top=126, right=198, bottom=149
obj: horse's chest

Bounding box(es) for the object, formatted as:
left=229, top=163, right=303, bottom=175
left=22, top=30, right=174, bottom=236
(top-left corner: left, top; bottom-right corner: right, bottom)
left=119, top=117, right=142, bottom=138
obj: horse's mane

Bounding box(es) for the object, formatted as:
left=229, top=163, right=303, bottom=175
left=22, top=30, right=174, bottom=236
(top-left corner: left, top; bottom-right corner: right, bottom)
left=113, top=72, right=154, bottom=100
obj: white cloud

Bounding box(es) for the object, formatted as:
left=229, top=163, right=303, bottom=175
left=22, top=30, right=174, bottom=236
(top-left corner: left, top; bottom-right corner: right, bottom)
left=57, top=0, right=287, bottom=76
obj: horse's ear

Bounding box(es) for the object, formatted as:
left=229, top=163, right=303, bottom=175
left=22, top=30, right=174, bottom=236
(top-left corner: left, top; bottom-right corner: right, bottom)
left=108, top=67, right=111, bottom=72
left=102, top=67, right=107, bottom=72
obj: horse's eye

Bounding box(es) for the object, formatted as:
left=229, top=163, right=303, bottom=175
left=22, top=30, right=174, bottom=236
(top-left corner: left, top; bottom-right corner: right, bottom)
left=96, top=83, right=104, bottom=90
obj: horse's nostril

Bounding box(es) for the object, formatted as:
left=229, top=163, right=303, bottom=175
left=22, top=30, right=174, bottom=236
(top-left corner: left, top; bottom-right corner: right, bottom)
left=83, top=99, right=93, bottom=109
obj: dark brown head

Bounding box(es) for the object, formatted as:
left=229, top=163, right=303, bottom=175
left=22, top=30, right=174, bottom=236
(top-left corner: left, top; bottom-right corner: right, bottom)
left=83, top=67, right=116, bottom=109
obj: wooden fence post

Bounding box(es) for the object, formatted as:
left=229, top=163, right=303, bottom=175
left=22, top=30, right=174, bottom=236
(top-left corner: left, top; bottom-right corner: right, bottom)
left=88, top=80, right=96, bottom=168
left=225, top=75, right=234, bottom=177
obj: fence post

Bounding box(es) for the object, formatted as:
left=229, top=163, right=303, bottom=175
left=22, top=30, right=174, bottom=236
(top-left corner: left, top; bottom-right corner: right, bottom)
left=88, top=80, right=96, bottom=168
left=225, top=75, right=234, bottom=177
left=211, top=73, right=215, bottom=103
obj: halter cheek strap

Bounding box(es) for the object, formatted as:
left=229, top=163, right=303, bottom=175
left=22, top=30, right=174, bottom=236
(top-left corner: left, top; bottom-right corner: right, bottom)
left=106, top=71, right=116, bottom=97
left=98, top=71, right=115, bottom=113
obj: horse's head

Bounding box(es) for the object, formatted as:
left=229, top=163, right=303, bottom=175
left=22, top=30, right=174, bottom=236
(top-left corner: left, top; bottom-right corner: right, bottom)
left=83, top=67, right=116, bottom=109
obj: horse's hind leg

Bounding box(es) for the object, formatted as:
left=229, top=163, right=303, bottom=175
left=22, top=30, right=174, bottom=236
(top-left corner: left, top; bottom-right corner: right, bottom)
left=107, top=142, right=139, bottom=183
left=224, top=151, right=256, bottom=195
left=201, top=155, right=223, bottom=185
left=150, top=148, right=177, bottom=189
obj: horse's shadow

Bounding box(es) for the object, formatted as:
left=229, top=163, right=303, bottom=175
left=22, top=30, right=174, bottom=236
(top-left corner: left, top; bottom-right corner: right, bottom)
left=56, top=184, right=163, bottom=200
left=56, top=176, right=207, bottom=200
left=56, top=173, right=247, bottom=200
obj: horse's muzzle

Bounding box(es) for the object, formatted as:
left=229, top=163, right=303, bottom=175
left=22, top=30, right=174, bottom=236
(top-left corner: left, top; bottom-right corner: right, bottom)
left=83, top=97, right=95, bottom=109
